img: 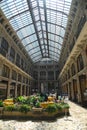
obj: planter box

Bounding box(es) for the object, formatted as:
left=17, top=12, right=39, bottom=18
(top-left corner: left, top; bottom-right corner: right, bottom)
left=42, top=111, right=58, bottom=117
left=62, top=108, right=69, bottom=113
left=1, top=108, right=69, bottom=120
left=0, top=107, right=3, bottom=111
left=3, top=111, right=33, bottom=117
left=0, top=107, right=3, bottom=115
left=32, top=107, right=42, bottom=112
left=2, top=111, right=57, bottom=118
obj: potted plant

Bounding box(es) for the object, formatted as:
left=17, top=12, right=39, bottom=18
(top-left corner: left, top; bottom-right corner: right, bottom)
left=0, top=100, right=3, bottom=114
left=0, top=100, right=3, bottom=107
left=45, top=104, right=58, bottom=116
left=3, top=104, right=32, bottom=117
left=60, top=102, right=70, bottom=113
left=19, top=104, right=31, bottom=113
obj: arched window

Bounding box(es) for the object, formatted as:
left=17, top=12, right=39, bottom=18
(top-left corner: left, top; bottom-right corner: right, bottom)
left=68, top=69, right=70, bottom=78
left=77, top=54, right=84, bottom=72
left=10, top=47, right=15, bottom=62
left=0, top=37, right=9, bottom=57
left=48, top=71, right=54, bottom=80
left=71, top=63, right=76, bottom=76
left=2, top=65, right=10, bottom=78
left=12, top=70, right=17, bottom=80
left=40, top=71, right=46, bottom=80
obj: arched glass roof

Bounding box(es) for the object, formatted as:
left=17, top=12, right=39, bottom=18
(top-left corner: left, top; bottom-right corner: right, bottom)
left=0, top=0, right=72, bottom=63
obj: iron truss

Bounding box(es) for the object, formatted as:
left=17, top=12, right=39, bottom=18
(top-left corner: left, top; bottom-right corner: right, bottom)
left=0, top=0, right=72, bottom=63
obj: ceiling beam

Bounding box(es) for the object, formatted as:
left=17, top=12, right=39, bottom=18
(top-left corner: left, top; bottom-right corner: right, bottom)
left=21, top=32, right=36, bottom=41
left=27, top=45, right=39, bottom=52
left=8, top=9, right=29, bottom=20
left=16, top=19, right=65, bottom=33
left=27, top=0, right=43, bottom=57
left=42, top=21, right=66, bottom=30
left=49, top=49, right=60, bottom=56
left=49, top=53, right=59, bottom=59
left=33, top=57, right=43, bottom=63
left=40, top=7, right=68, bottom=16
left=25, top=38, right=62, bottom=50
left=16, top=23, right=33, bottom=32
left=44, top=38, right=62, bottom=46
left=43, top=0, right=49, bottom=57
left=36, top=0, right=46, bottom=55
left=49, top=44, right=61, bottom=51
left=32, top=54, right=42, bottom=60
left=44, top=31, right=64, bottom=39
left=24, top=39, right=38, bottom=47
left=20, top=30, right=63, bottom=43
left=49, top=57, right=59, bottom=62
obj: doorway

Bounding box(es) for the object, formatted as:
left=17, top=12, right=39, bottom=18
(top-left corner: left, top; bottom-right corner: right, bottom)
left=73, top=79, right=78, bottom=102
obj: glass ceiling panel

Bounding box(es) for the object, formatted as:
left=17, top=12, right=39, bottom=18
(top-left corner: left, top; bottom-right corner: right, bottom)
left=31, top=51, right=41, bottom=58
left=0, top=0, right=72, bottom=63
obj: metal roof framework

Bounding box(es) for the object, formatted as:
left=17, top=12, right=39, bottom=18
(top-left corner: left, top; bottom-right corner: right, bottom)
left=0, top=0, right=72, bottom=63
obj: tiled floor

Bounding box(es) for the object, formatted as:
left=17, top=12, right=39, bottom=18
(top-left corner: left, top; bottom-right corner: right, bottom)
left=0, top=101, right=87, bottom=130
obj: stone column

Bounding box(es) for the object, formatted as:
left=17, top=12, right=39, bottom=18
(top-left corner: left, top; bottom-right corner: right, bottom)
left=38, top=69, right=40, bottom=92
left=0, top=61, right=3, bottom=77
left=81, top=47, right=87, bottom=67
left=6, top=45, right=11, bottom=60
left=0, top=36, right=2, bottom=46
left=20, top=84, right=22, bottom=96
left=54, top=71, right=56, bottom=80
left=14, top=52, right=17, bottom=65
left=71, top=80, right=74, bottom=101
left=23, top=85, right=26, bottom=96
left=27, top=79, right=30, bottom=96
left=74, top=60, right=82, bottom=103
left=29, top=81, right=32, bottom=95
left=76, top=76, right=82, bottom=103
left=7, top=68, right=12, bottom=98
left=67, top=82, right=70, bottom=99
left=26, top=86, right=28, bottom=96
left=81, top=47, right=87, bottom=90
left=15, top=73, right=18, bottom=98
left=15, top=83, right=17, bottom=98
left=46, top=71, right=48, bottom=80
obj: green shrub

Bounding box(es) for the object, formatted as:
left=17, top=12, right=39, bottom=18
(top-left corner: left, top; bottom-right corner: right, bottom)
left=19, top=104, right=31, bottom=113
left=4, top=105, right=17, bottom=111
left=30, top=96, right=36, bottom=102
left=46, top=104, right=57, bottom=113
left=36, top=93, right=40, bottom=96
left=25, top=96, right=45, bottom=106
left=0, top=100, right=3, bottom=107
left=16, top=96, right=26, bottom=103
left=62, top=103, right=70, bottom=109
left=35, top=101, right=40, bottom=108
left=38, top=96, right=45, bottom=102
left=27, top=96, right=37, bottom=106
left=25, top=97, right=30, bottom=104
left=60, top=102, right=65, bottom=105
left=55, top=103, right=62, bottom=110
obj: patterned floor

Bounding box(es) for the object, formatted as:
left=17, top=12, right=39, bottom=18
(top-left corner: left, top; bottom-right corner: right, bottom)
left=0, top=101, right=87, bottom=130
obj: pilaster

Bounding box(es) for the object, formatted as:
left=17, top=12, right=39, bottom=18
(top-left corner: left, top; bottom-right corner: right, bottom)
left=20, top=84, right=22, bottom=96
left=15, top=73, right=18, bottom=98
left=7, top=68, right=12, bottom=98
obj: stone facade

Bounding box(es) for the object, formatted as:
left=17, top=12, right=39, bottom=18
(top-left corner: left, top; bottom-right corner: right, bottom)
left=59, top=0, right=87, bottom=106
left=0, top=10, right=33, bottom=98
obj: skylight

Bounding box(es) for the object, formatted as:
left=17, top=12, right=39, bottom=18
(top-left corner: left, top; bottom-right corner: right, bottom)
left=0, top=0, right=72, bottom=63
